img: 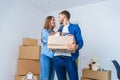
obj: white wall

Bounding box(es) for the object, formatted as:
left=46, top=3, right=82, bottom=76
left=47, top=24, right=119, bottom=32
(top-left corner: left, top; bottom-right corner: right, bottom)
left=1, top=0, right=120, bottom=80
left=45, top=0, right=120, bottom=80
left=0, top=0, right=43, bottom=80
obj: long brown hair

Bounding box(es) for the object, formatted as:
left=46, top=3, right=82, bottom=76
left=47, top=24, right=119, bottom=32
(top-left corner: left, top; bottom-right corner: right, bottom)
left=41, top=16, right=54, bottom=43
left=44, top=16, right=55, bottom=30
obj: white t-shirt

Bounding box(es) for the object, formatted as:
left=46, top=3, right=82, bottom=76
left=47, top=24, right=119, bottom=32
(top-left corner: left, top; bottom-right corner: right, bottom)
left=54, top=24, right=71, bottom=56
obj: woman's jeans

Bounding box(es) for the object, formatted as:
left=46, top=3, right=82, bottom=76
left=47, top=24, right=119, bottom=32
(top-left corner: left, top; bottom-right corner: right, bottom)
left=54, top=56, right=78, bottom=80
left=40, top=54, right=54, bottom=80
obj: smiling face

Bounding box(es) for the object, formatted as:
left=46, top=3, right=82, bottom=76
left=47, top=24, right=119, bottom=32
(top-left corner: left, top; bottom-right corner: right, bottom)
left=58, top=14, right=65, bottom=24
left=50, top=17, right=55, bottom=29
left=44, top=16, right=55, bottom=30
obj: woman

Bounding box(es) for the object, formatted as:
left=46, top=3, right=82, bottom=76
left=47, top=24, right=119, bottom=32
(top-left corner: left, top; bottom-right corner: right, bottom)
left=40, top=16, right=55, bottom=80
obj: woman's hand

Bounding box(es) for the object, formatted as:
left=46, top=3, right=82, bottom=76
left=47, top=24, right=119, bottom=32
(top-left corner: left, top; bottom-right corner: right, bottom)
left=51, top=49, right=56, bottom=52
left=50, top=32, right=56, bottom=35
left=54, top=26, right=60, bottom=32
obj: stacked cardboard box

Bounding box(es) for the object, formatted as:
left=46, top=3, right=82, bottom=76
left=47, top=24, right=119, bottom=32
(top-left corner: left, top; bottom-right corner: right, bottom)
left=81, top=69, right=111, bottom=80
left=15, top=38, right=41, bottom=80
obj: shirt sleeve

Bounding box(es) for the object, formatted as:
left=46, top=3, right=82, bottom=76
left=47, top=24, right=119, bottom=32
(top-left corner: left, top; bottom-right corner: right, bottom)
left=75, top=25, right=84, bottom=50
left=41, top=29, right=50, bottom=43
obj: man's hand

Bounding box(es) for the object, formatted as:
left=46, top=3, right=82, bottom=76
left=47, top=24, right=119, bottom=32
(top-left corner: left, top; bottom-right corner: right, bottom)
left=67, top=42, right=78, bottom=51
left=66, top=34, right=78, bottom=51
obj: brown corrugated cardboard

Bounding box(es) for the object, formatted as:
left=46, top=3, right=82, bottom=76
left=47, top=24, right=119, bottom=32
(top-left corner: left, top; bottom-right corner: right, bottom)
left=15, top=75, right=39, bottom=80
left=17, top=59, right=40, bottom=75
left=19, top=46, right=41, bottom=60
left=47, top=36, right=75, bottom=49
left=23, top=38, right=38, bottom=46
left=82, top=69, right=111, bottom=80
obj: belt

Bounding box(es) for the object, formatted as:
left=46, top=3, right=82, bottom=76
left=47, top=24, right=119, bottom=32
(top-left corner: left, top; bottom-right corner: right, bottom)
left=54, top=56, right=72, bottom=59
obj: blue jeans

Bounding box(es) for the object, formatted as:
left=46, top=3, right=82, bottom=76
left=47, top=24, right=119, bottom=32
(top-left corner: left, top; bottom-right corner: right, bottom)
left=54, top=56, right=78, bottom=80
left=40, top=54, right=54, bottom=80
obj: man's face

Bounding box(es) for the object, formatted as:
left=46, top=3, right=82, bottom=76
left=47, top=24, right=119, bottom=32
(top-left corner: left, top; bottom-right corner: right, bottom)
left=58, top=14, right=64, bottom=24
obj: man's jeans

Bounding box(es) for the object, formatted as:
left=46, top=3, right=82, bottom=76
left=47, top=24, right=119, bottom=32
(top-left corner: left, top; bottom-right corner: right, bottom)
left=54, top=56, right=78, bottom=80
left=40, top=54, right=54, bottom=80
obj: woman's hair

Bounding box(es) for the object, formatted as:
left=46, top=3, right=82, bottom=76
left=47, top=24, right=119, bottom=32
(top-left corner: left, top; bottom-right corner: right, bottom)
left=41, top=16, right=54, bottom=43
left=44, top=16, right=55, bottom=30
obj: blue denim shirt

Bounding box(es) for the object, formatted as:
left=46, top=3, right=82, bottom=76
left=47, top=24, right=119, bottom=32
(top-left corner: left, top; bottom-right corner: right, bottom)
left=58, top=23, right=84, bottom=61
left=41, top=29, right=54, bottom=58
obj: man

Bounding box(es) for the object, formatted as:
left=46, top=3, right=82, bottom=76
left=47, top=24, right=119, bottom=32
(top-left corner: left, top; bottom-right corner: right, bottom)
left=54, top=10, right=84, bottom=80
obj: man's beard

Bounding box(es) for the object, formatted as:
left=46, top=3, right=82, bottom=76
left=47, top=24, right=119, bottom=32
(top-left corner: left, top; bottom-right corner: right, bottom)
left=60, top=22, right=63, bottom=25
left=59, top=19, right=64, bottom=25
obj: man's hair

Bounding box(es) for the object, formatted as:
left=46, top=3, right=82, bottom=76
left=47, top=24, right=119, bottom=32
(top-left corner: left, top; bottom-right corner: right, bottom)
left=59, top=10, right=70, bottom=20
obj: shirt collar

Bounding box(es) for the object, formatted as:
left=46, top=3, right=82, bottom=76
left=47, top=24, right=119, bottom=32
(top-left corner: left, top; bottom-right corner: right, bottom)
left=64, top=23, right=70, bottom=27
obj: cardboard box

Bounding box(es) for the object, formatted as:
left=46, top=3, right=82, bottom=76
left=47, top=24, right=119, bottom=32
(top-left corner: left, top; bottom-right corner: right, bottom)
left=48, top=36, right=75, bottom=49
left=23, top=38, right=38, bottom=46
left=15, top=75, right=39, bottom=80
left=54, top=49, right=75, bottom=53
left=19, top=46, right=41, bottom=60
left=48, top=36, right=75, bottom=53
left=81, top=77, right=97, bottom=80
left=82, top=69, right=111, bottom=80
left=17, top=59, right=40, bottom=75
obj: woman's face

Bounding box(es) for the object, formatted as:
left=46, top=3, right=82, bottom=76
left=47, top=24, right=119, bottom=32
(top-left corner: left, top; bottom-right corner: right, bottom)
left=50, top=17, right=55, bottom=29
